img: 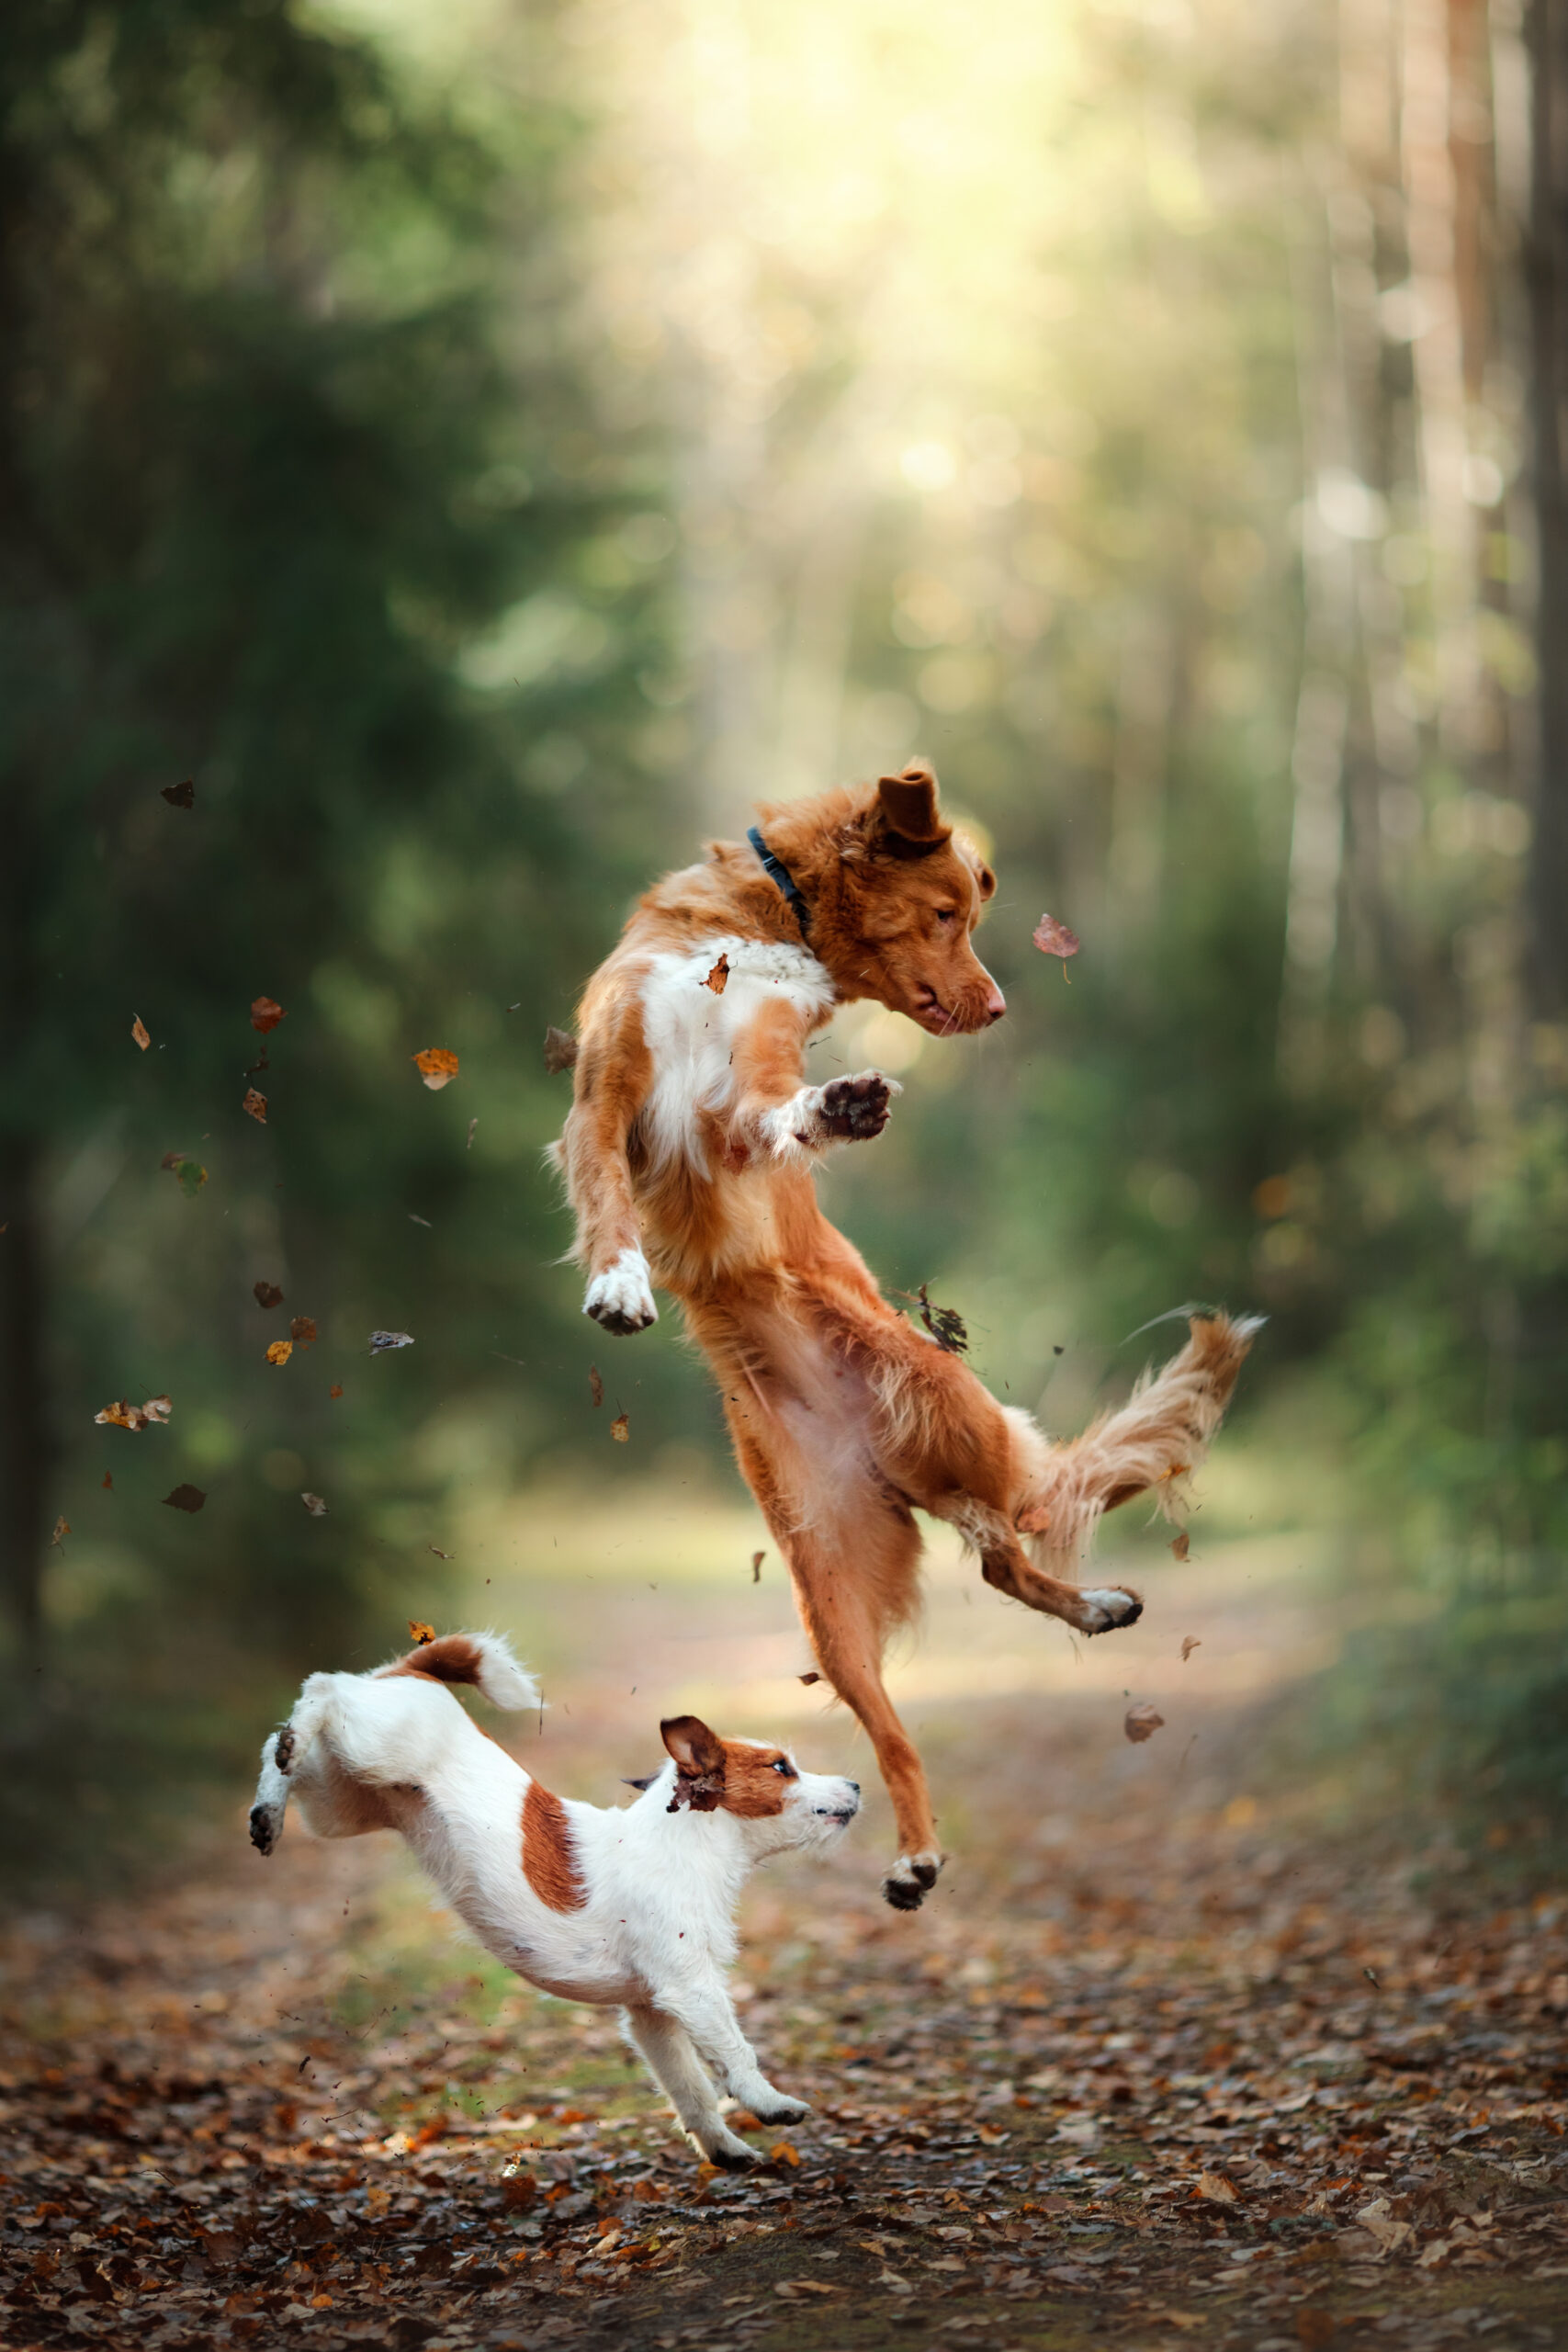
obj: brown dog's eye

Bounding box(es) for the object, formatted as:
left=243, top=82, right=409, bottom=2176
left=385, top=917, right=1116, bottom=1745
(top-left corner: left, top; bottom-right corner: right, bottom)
left=934, top=908, right=957, bottom=925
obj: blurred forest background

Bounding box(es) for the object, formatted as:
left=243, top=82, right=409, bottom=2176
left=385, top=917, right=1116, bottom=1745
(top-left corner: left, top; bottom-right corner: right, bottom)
left=2, top=0, right=1565, bottom=1884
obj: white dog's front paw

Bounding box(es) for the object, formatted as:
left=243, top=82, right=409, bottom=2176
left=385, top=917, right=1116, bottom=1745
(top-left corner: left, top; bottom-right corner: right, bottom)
left=745, top=2090, right=810, bottom=2126
left=1078, top=1586, right=1144, bottom=1634
left=584, top=1247, right=658, bottom=1336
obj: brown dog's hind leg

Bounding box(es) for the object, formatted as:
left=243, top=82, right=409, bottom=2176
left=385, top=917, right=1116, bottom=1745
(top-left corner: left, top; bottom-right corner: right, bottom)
left=948, top=1499, right=1144, bottom=1634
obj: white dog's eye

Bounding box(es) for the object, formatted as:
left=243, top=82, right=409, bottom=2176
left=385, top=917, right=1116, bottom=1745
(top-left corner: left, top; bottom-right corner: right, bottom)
left=772, top=1758, right=796, bottom=1778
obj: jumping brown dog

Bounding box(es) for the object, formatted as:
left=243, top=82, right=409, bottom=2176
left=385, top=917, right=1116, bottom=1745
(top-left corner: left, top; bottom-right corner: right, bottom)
left=554, top=763, right=1257, bottom=1908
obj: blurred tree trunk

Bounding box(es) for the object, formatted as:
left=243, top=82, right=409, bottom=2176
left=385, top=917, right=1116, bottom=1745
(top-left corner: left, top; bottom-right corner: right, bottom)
left=1529, top=0, right=1568, bottom=1015
left=0, top=1131, right=49, bottom=1660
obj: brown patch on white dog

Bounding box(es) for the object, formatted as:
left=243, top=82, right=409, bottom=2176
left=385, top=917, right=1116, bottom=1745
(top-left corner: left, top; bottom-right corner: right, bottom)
left=521, top=1778, right=587, bottom=1911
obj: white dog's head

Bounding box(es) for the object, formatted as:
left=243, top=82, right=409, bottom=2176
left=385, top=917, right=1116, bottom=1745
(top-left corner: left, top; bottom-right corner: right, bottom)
left=634, top=1716, right=860, bottom=1860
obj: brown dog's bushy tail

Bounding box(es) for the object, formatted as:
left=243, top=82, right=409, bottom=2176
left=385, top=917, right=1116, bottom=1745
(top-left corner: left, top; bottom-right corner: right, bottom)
left=1010, top=1311, right=1262, bottom=1565
left=375, top=1631, right=540, bottom=1711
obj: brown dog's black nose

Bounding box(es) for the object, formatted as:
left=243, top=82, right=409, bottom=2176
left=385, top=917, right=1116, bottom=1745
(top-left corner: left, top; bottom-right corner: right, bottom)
left=984, top=984, right=1007, bottom=1023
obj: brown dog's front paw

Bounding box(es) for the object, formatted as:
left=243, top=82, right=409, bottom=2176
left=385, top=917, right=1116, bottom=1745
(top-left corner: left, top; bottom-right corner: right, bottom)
left=818, top=1069, right=900, bottom=1143
left=882, top=1849, right=942, bottom=1909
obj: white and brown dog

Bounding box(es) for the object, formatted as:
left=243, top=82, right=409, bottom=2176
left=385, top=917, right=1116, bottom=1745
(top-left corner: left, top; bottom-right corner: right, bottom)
left=249, top=1632, right=859, bottom=2168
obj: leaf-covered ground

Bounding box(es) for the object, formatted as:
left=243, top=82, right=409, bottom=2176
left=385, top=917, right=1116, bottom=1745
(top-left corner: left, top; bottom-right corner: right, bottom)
left=4, top=1506, right=1567, bottom=2351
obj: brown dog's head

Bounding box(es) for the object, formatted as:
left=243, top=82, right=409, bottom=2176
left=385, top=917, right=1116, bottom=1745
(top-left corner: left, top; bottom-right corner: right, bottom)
left=757, top=763, right=1005, bottom=1035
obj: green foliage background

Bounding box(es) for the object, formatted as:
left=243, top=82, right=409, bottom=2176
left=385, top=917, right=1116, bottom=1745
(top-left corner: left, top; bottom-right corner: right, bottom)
left=1, top=0, right=1562, bottom=1880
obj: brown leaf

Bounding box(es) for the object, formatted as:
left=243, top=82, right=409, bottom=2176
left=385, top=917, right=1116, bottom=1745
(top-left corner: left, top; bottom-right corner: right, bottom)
left=610, top=1412, right=629, bottom=1442
left=161, top=778, right=195, bottom=808
left=288, top=1316, right=317, bottom=1349
left=301, top=1493, right=329, bottom=1517
left=1193, top=2171, right=1241, bottom=2205
left=254, top=1281, right=284, bottom=1310
left=131, top=1015, right=151, bottom=1051
left=1124, top=1702, right=1165, bottom=1743
left=50, top=1515, right=69, bottom=1547
left=412, top=1047, right=459, bottom=1091
left=752, top=1550, right=765, bottom=1583
left=368, top=1329, right=413, bottom=1353
left=408, top=1620, right=435, bottom=1645
left=144, top=1394, right=172, bottom=1424
left=163, top=1485, right=207, bottom=1514
left=705, top=954, right=731, bottom=995
left=329, top=1384, right=344, bottom=1399
left=1180, top=1634, right=1201, bottom=1661
left=799, top=1670, right=821, bottom=1685
left=95, top=1395, right=172, bottom=1432
left=243, top=1088, right=267, bottom=1124
left=101, top=1472, right=112, bottom=1490
left=544, top=1025, right=579, bottom=1074
left=588, top=1364, right=604, bottom=1408
left=1032, top=911, right=1081, bottom=959
left=265, top=1340, right=293, bottom=1366
left=429, top=1544, right=454, bottom=1560
left=1170, top=1529, right=1190, bottom=1562
left=250, top=996, right=287, bottom=1035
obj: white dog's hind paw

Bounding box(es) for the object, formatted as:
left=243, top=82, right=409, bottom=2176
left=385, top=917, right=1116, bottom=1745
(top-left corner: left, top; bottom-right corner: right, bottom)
left=693, top=2126, right=760, bottom=2170
left=1079, top=1586, right=1144, bottom=1634
left=584, top=1247, right=658, bottom=1336
left=882, top=1849, right=942, bottom=1910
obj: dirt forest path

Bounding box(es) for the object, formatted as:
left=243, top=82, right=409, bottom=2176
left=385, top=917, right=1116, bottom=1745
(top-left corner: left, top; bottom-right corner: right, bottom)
left=4, top=1498, right=1568, bottom=2352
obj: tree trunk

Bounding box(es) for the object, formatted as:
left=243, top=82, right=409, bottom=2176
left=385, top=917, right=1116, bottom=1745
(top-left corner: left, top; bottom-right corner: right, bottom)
left=1528, top=0, right=1568, bottom=1016
left=0, top=1126, right=50, bottom=1660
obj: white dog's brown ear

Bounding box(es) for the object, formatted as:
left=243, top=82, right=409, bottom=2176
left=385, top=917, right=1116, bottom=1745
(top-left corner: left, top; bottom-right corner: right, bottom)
left=876, top=762, right=946, bottom=845
left=660, top=1715, right=728, bottom=1811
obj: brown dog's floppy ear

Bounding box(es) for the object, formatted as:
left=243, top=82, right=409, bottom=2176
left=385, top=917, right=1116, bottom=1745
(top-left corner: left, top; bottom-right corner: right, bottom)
left=876, top=761, right=946, bottom=845
left=660, top=1715, right=727, bottom=1811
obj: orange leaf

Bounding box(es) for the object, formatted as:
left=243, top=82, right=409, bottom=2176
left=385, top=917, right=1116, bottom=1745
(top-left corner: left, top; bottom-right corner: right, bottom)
left=265, top=1340, right=293, bottom=1366
left=771, top=2142, right=803, bottom=2168
left=412, top=1047, right=459, bottom=1091
left=588, top=1365, right=604, bottom=1408
left=1170, top=1530, right=1190, bottom=1562
left=610, top=1412, right=629, bottom=1442
left=250, top=996, right=287, bottom=1035
left=131, top=1015, right=151, bottom=1051
left=243, top=1088, right=267, bottom=1124
left=329, top=1384, right=344, bottom=1399
left=1032, top=912, right=1081, bottom=959
left=408, top=1620, right=435, bottom=1645
left=705, top=954, right=731, bottom=994
left=1124, top=1702, right=1165, bottom=1743
left=101, top=1473, right=112, bottom=1491
left=288, top=1316, right=317, bottom=1348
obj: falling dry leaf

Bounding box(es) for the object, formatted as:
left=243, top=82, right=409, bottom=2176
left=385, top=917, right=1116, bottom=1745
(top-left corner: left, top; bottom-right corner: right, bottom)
left=1124, top=1702, right=1165, bottom=1743
left=50, top=1516, right=69, bottom=1548
left=1170, top=1529, right=1190, bottom=1562
left=265, top=1340, right=293, bottom=1367
left=751, top=1550, right=764, bottom=1583
left=408, top=1620, right=435, bottom=1646
left=544, top=1026, right=579, bottom=1074
left=588, top=1365, right=604, bottom=1408
left=95, top=1396, right=171, bottom=1433
left=610, top=1412, right=629, bottom=1442
left=163, top=1486, right=207, bottom=1514
left=131, top=1015, right=151, bottom=1051
left=250, top=996, right=286, bottom=1035
left=330, top=1383, right=344, bottom=1399
left=799, top=1670, right=821, bottom=1686
left=254, top=1281, right=284, bottom=1310
left=301, top=1493, right=329, bottom=1517
left=368, top=1330, right=413, bottom=1354
left=101, top=1473, right=112, bottom=1491
left=467, top=1117, right=478, bottom=1150
left=161, top=778, right=195, bottom=808
left=412, top=1047, right=459, bottom=1091
left=1032, top=911, right=1081, bottom=960
left=908, top=1281, right=968, bottom=1354
left=429, top=1545, right=454, bottom=1560
left=704, top=954, right=731, bottom=994
left=161, top=1151, right=208, bottom=1198
left=1180, top=1634, right=1201, bottom=1661
left=243, top=1088, right=267, bottom=1124
left=288, top=1316, right=317, bottom=1349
